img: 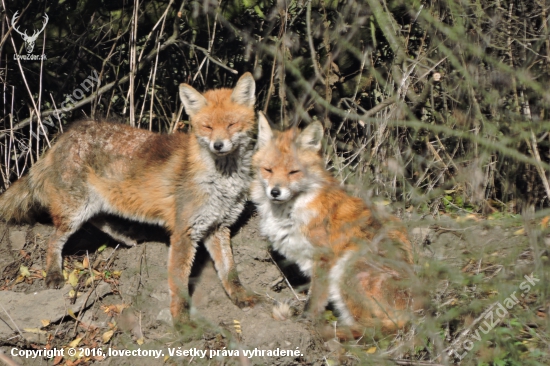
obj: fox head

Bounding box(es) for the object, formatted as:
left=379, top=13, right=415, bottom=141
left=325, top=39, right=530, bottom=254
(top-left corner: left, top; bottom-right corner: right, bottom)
left=253, top=113, right=325, bottom=204
left=179, top=73, right=256, bottom=156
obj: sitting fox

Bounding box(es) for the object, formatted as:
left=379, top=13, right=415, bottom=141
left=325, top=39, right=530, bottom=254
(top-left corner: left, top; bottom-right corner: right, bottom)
left=251, top=114, right=419, bottom=338
left=0, top=73, right=259, bottom=326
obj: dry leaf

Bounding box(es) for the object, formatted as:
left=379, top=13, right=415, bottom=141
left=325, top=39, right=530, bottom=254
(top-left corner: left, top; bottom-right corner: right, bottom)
left=68, top=270, right=79, bottom=287
left=456, top=214, right=478, bottom=223
left=67, top=309, right=78, bottom=320
left=103, top=305, right=116, bottom=315
left=366, top=347, right=377, bottom=354
left=14, top=275, right=25, bottom=284
left=68, top=290, right=84, bottom=299
left=69, top=337, right=82, bottom=348
left=20, top=265, right=31, bottom=277
left=514, top=228, right=525, bottom=236
left=112, top=270, right=122, bottom=277
left=23, top=328, right=47, bottom=334
left=102, top=330, right=114, bottom=343
left=233, top=320, right=242, bottom=334
left=82, top=257, right=90, bottom=268
left=41, top=319, right=51, bottom=327
left=53, top=355, right=64, bottom=365
left=115, top=304, right=129, bottom=313
left=136, top=337, right=144, bottom=345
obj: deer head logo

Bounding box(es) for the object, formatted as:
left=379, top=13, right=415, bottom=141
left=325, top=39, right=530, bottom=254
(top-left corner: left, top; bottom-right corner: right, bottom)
left=12, top=11, right=48, bottom=54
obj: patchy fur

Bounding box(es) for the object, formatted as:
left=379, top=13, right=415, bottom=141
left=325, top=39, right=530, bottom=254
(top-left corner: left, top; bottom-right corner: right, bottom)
left=251, top=114, right=420, bottom=338
left=0, top=73, right=259, bottom=326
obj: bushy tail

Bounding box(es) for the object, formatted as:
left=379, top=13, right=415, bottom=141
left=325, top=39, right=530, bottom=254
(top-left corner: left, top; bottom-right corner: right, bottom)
left=0, top=175, right=38, bottom=222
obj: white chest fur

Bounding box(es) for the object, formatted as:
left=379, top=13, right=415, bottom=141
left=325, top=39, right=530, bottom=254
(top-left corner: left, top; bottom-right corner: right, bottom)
left=254, top=188, right=319, bottom=277
left=189, top=144, right=253, bottom=242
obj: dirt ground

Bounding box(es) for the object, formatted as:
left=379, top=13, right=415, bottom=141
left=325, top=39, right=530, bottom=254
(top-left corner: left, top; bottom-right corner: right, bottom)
left=0, top=205, right=544, bottom=366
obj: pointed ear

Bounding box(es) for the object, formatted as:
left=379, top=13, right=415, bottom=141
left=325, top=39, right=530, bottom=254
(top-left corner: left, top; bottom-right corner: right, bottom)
left=257, top=111, right=273, bottom=148
left=231, top=72, right=256, bottom=108
left=179, top=83, right=207, bottom=117
left=297, top=121, right=324, bottom=152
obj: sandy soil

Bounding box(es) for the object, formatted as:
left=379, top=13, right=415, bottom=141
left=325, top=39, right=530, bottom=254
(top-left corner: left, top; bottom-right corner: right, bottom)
left=0, top=205, right=536, bottom=366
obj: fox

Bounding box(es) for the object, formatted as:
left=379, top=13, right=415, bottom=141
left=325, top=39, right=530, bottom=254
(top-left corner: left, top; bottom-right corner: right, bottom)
left=251, top=114, right=420, bottom=338
left=0, top=73, right=259, bottom=326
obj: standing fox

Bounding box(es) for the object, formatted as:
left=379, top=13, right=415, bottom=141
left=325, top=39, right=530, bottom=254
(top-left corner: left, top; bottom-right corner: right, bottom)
left=251, top=114, right=419, bottom=338
left=0, top=73, right=259, bottom=326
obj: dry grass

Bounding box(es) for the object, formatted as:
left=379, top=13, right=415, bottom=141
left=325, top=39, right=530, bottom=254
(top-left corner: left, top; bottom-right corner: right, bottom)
left=1, top=0, right=550, bottom=365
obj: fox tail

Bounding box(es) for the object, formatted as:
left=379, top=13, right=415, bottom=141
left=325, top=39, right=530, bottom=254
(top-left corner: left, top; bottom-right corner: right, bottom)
left=0, top=173, right=43, bottom=222
left=0, top=158, right=48, bottom=222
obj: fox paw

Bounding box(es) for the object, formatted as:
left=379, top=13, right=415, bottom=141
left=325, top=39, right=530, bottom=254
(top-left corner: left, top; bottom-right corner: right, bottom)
left=170, top=301, right=191, bottom=325
left=172, top=313, right=192, bottom=330
left=231, top=290, right=260, bottom=309
left=173, top=319, right=204, bottom=341
left=45, top=270, right=65, bottom=289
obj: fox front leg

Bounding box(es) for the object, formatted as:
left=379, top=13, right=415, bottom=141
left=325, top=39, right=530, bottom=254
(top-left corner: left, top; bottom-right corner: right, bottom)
left=203, top=226, right=259, bottom=308
left=167, top=229, right=197, bottom=327
left=303, top=259, right=332, bottom=322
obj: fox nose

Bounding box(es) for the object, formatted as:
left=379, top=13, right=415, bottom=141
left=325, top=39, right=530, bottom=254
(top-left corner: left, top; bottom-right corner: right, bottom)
left=271, top=187, right=281, bottom=198
left=213, top=141, right=224, bottom=151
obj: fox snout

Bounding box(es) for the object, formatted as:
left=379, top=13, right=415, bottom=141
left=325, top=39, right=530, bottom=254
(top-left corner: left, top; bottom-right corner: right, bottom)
left=210, top=139, right=233, bottom=155
left=266, top=184, right=292, bottom=203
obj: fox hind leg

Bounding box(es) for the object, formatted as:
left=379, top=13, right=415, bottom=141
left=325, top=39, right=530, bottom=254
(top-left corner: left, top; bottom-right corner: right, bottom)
left=203, top=227, right=258, bottom=308
left=45, top=226, right=79, bottom=288
left=45, top=194, right=102, bottom=288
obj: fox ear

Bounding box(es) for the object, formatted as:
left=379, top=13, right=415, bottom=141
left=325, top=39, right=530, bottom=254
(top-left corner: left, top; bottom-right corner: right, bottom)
left=231, top=72, right=256, bottom=108
left=179, top=83, right=207, bottom=117
left=297, top=121, right=324, bottom=152
left=257, top=112, right=273, bottom=148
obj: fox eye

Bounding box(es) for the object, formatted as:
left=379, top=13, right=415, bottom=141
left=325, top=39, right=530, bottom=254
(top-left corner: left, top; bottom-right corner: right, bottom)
left=228, top=122, right=237, bottom=128
left=204, top=125, right=212, bottom=130
left=263, top=168, right=272, bottom=173
left=289, top=170, right=301, bottom=175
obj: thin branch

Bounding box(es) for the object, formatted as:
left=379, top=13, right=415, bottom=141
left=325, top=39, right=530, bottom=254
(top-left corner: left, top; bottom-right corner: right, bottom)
left=179, top=40, right=238, bottom=74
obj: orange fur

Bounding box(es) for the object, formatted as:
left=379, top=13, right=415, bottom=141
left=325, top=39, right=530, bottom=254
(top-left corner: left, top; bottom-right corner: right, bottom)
left=252, top=115, right=421, bottom=339
left=0, top=73, right=259, bottom=327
